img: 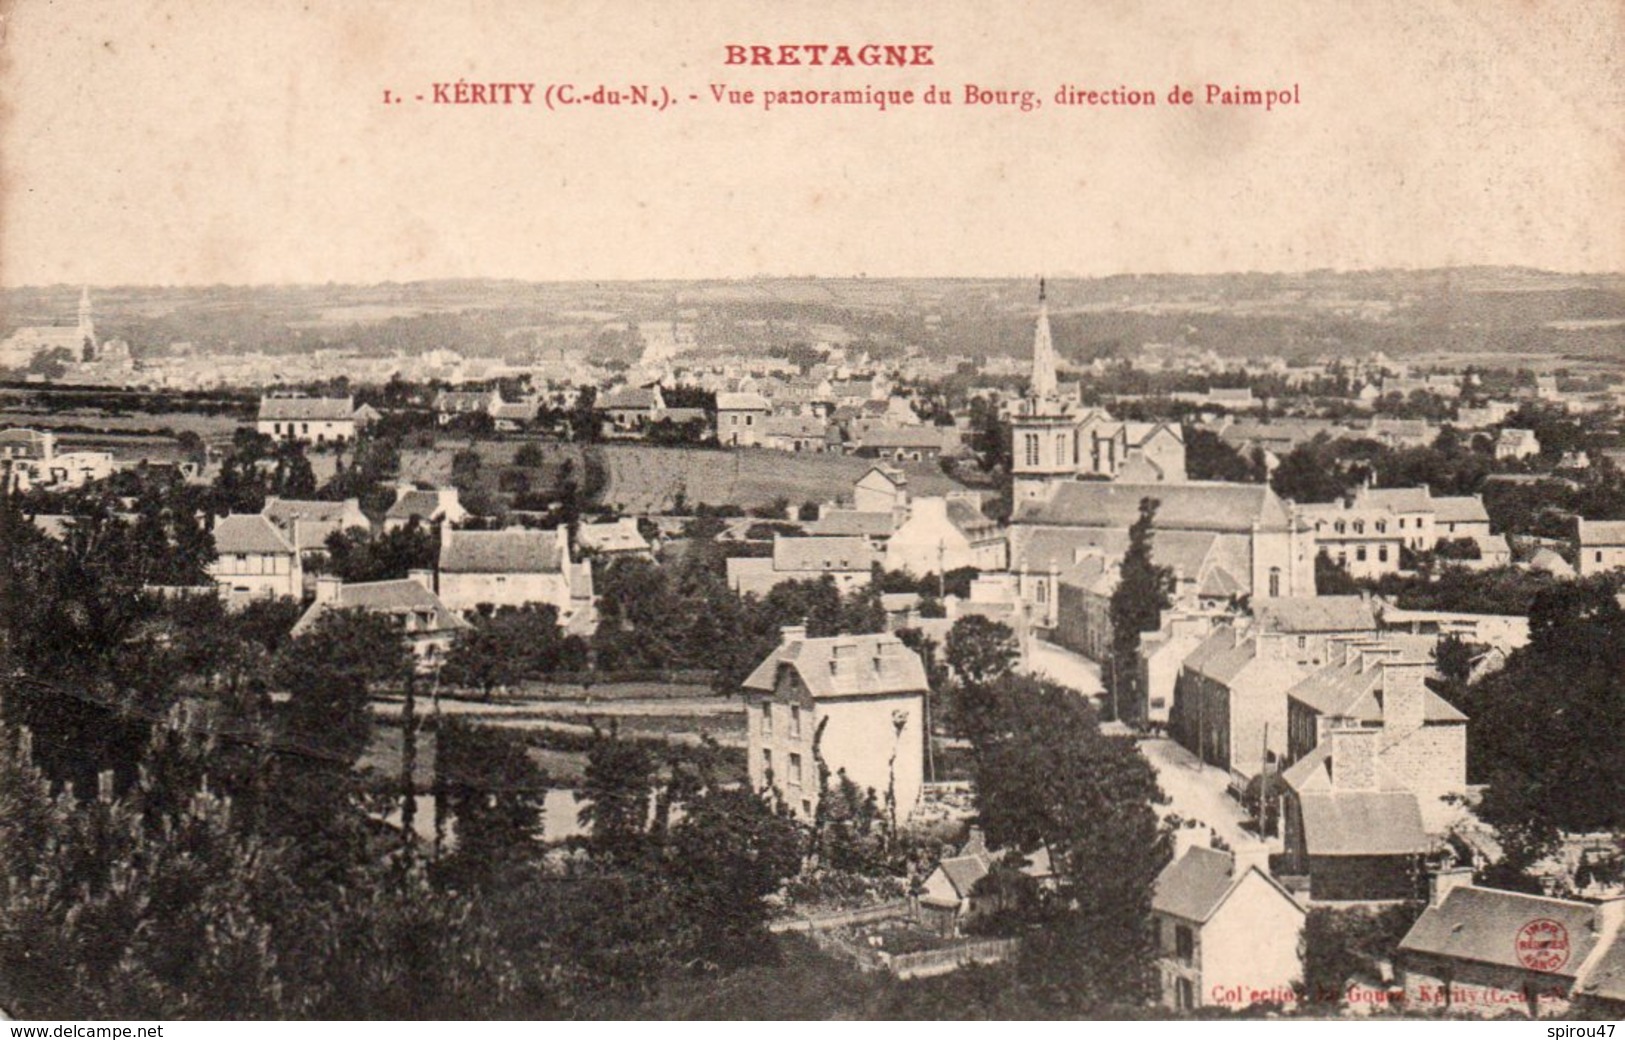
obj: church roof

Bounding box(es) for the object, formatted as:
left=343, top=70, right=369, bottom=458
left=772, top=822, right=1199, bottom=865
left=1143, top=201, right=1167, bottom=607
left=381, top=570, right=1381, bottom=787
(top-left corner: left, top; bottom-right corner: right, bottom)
left=1014, top=481, right=1292, bottom=533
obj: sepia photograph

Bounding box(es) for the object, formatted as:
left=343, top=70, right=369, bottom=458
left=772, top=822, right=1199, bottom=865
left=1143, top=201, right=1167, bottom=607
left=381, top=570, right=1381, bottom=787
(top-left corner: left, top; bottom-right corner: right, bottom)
left=0, top=0, right=1622, bottom=1025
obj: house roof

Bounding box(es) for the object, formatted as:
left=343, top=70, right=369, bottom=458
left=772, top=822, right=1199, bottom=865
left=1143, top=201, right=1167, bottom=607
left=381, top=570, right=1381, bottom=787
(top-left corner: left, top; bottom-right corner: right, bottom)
left=1575, top=930, right=1625, bottom=1002
left=577, top=519, right=649, bottom=553
left=385, top=488, right=453, bottom=521
left=600, top=386, right=661, bottom=410
left=945, top=498, right=997, bottom=537
left=258, top=396, right=356, bottom=421
left=1013, top=481, right=1292, bottom=534
left=741, top=632, right=928, bottom=698
left=715, top=392, right=770, bottom=411
left=1298, top=788, right=1431, bottom=856
left=1255, top=596, right=1377, bottom=634
left=1578, top=518, right=1625, bottom=548
left=1181, top=626, right=1309, bottom=687
left=1284, top=654, right=1467, bottom=724
left=1152, top=846, right=1241, bottom=922
left=292, top=579, right=469, bottom=638
left=806, top=510, right=896, bottom=538
left=213, top=514, right=295, bottom=555
left=1359, top=485, right=1434, bottom=513
left=860, top=427, right=951, bottom=449
left=1399, top=886, right=1601, bottom=977
left=1433, top=496, right=1490, bottom=524
left=438, top=528, right=564, bottom=574
left=772, top=534, right=876, bottom=572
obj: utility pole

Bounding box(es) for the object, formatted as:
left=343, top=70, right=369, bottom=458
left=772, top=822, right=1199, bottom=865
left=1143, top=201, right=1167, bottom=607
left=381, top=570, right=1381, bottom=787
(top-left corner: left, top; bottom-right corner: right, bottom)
left=401, top=663, right=417, bottom=857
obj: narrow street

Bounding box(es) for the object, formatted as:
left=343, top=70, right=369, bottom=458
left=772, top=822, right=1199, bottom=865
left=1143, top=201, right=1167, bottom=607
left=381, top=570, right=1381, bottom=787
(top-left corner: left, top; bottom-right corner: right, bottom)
left=1137, top=736, right=1277, bottom=855
left=1025, top=638, right=1106, bottom=699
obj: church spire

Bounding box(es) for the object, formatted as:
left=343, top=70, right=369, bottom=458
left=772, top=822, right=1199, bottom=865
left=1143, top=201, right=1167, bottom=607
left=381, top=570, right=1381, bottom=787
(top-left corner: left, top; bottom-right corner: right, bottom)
left=1030, top=277, right=1057, bottom=401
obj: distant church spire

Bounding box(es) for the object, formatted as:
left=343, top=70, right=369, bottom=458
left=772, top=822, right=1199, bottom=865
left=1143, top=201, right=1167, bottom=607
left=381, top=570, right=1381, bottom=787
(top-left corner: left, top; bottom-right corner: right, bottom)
left=1030, top=278, right=1057, bottom=401
left=77, top=287, right=97, bottom=361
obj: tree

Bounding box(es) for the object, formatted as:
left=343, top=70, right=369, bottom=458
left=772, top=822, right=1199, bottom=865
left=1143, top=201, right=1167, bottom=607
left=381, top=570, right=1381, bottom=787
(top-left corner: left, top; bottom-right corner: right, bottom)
left=434, top=719, right=549, bottom=885
left=1107, top=498, right=1175, bottom=724
left=944, top=615, right=1018, bottom=688
left=274, top=608, right=410, bottom=768
left=966, top=673, right=1169, bottom=1010
left=1184, top=426, right=1265, bottom=483
left=578, top=726, right=659, bottom=865
left=665, top=786, right=803, bottom=965
left=1314, top=551, right=1361, bottom=596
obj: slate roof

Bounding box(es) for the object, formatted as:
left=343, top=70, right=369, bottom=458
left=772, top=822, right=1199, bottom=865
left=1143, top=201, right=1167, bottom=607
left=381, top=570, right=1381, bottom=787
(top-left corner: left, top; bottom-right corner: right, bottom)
left=771, top=535, right=876, bottom=572
left=1578, top=519, right=1625, bottom=547
left=806, top=510, right=896, bottom=538
left=860, top=427, right=952, bottom=449
left=1181, top=626, right=1309, bottom=687
left=1255, top=596, right=1377, bottom=634
left=1575, top=931, right=1625, bottom=1002
left=385, top=489, right=451, bottom=522
left=1152, top=847, right=1242, bottom=922
left=1433, top=496, right=1490, bottom=524
left=1399, top=886, right=1601, bottom=976
left=600, top=386, right=661, bottom=410
left=577, top=519, right=649, bottom=554
left=741, top=632, right=927, bottom=697
left=1284, top=653, right=1467, bottom=725
left=291, top=579, right=469, bottom=638
left=1281, top=743, right=1432, bottom=856
left=438, top=528, right=564, bottom=574
left=946, top=498, right=998, bottom=537
left=1362, top=486, right=1434, bottom=513
left=213, top=514, right=295, bottom=555
left=258, top=396, right=356, bottom=422
left=715, top=392, right=770, bottom=411
left=1014, top=481, right=1292, bottom=533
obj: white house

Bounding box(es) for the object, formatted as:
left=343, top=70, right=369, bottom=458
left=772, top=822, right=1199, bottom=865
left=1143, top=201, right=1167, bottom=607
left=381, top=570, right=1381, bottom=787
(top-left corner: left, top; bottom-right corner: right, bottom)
left=291, top=571, right=469, bottom=671
left=208, top=514, right=303, bottom=603
left=1152, top=841, right=1304, bottom=1012
left=383, top=486, right=468, bottom=531
left=1494, top=427, right=1541, bottom=461
left=261, top=497, right=370, bottom=560
left=742, top=626, right=927, bottom=822
left=435, top=527, right=595, bottom=629
left=725, top=534, right=876, bottom=598
left=715, top=391, right=771, bottom=447
left=885, top=493, right=1006, bottom=576
left=257, top=396, right=367, bottom=445
left=1577, top=519, right=1625, bottom=576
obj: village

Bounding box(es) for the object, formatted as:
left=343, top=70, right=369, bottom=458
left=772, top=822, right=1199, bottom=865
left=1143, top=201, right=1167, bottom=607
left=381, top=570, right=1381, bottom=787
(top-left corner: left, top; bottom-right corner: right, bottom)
left=0, top=278, right=1622, bottom=1020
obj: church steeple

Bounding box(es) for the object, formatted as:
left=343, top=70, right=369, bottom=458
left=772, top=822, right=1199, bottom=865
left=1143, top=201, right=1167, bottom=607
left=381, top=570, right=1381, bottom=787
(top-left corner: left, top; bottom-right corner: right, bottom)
left=77, top=287, right=97, bottom=361
left=1030, top=278, right=1057, bottom=401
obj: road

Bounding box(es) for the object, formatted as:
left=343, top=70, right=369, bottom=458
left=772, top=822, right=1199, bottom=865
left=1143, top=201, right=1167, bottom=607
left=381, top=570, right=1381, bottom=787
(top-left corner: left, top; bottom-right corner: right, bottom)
left=1137, top=736, right=1277, bottom=854
left=1025, top=639, right=1105, bottom=699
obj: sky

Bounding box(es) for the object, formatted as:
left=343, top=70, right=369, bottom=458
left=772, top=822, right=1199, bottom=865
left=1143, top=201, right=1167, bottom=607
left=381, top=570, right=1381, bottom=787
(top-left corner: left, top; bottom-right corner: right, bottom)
left=1, top=0, right=1621, bottom=287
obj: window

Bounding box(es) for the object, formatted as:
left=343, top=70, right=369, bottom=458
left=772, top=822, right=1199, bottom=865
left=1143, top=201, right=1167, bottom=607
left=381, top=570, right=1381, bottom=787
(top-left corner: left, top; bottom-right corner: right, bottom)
left=802, top=799, right=812, bottom=817
left=761, top=749, right=772, bottom=776
left=1297, top=635, right=1307, bottom=650
left=1175, top=925, right=1195, bottom=965
left=788, top=752, right=803, bottom=787
left=730, top=415, right=738, bottom=425
left=789, top=704, right=802, bottom=739
left=745, top=414, right=753, bottom=426
left=1176, top=978, right=1195, bottom=1010
left=1036, top=580, right=1047, bottom=604
left=1376, top=521, right=1386, bottom=533
left=1056, top=433, right=1067, bottom=465
left=1399, top=517, right=1407, bottom=529
left=1024, top=433, right=1040, bottom=467
left=1353, top=521, right=1364, bottom=534
left=1337, top=551, right=1347, bottom=564
left=1379, top=547, right=1389, bottom=563
left=1334, top=521, right=1346, bottom=534
left=759, top=703, right=772, bottom=738
left=1356, top=547, right=1367, bottom=562
left=1269, top=567, right=1281, bottom=597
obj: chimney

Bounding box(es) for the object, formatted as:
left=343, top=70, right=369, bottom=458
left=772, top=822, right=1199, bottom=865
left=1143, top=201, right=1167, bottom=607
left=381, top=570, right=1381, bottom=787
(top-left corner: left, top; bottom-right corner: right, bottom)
left=1380, top=660, right=1428, bottom=738
left=1329, top=725, right=1378, bottom=791
left=780, top=624, right=807, bottom=645
left=408, top=568, right=436, bottom=593
left=315, top=575, right=343, bottom=606
left=1428, top=866, right=1474, bottom=908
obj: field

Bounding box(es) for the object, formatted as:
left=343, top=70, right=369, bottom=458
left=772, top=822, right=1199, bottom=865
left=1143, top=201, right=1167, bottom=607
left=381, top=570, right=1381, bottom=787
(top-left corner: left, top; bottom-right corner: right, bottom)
left=600, top=444, right=964, bottom=513
left=399, top=437, right=968, bottom=515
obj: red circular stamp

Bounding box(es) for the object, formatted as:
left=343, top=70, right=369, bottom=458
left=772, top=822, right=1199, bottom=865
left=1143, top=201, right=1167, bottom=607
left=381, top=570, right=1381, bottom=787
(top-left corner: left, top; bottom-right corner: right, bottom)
left=1514, top=918, right=1571, bottom=973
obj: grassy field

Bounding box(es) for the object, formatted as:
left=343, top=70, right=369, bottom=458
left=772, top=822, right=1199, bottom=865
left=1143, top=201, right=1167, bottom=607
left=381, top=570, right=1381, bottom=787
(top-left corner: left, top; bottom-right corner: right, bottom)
left=399, top=437, right=967, bottom=515
left=600, top=444, right=964, bottom=513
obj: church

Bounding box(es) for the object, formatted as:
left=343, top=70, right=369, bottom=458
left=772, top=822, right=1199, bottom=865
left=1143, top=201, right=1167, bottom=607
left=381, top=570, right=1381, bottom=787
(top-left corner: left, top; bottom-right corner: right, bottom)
left=0, top=288, right=113, bottom=370
left=1009, top=281, right=1186, bottom=502
left=1005, top=283, right=1316, bottom=637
